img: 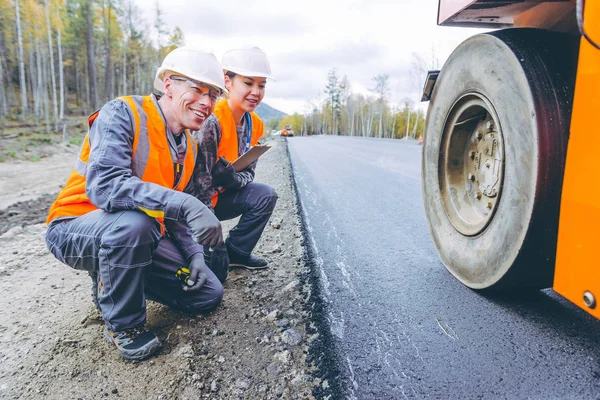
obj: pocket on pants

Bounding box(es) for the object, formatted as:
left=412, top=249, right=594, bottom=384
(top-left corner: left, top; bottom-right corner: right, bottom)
left=45, top=220, right=97, bottom=271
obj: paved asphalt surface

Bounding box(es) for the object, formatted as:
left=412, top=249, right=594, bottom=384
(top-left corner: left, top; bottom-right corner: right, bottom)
left=287, top=135, right=600, bottom=399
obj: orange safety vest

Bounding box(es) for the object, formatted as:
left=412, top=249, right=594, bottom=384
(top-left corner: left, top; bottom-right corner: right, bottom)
left=46, top=95, right=197, bottom=226
left=211, top=98, right=264, bottom=207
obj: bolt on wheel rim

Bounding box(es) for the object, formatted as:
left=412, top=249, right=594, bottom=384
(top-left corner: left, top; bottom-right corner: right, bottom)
left=438, top=93, right=504, bottom=236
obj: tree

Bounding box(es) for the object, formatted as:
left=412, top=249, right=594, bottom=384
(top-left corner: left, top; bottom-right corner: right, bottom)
left=164, top=26, right=184, bottom=53
left=324, top=68, right=341, bottom=135
left=0, top=53, right=6, bottom=129
left=339, top=74, right=350, bottom=135
left=45, top=0, right=59, bottom=130
left=56, top=4, right=65, bottom=121
left=372, top=74, right=389, bottom=138
left=409, top=53, right=427, bottom=138
left=84, top=0, right=99, bottom=110
left=102, top=0, right=114, bottom=102
left=154, top=1, right=168, bottom=63
left=15, top=0, right=27, bottom=119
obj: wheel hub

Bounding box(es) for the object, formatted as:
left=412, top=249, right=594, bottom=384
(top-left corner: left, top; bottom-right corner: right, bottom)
left=439, top=94, right=504, bottom=236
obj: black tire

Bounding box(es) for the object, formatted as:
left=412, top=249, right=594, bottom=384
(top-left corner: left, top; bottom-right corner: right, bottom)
left=422, top=29, right=579, bottom=290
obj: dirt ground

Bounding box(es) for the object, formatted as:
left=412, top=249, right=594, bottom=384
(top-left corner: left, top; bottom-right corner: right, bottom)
left=0, top=136, right=323, bottom=399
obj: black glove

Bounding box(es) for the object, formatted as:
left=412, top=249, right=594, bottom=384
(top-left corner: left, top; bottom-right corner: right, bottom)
left=212, top=156, right=236, bottom=187
left=204, top=243, right=229, bottom=283
left=183, top=253, right=208, bottom=292
left=180, top=196, right=223, bottom=247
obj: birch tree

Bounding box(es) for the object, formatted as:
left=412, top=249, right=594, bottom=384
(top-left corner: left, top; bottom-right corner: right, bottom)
left=56, top=5, right=64, bottom=120
left=0, top=1, right=9, bottom=125
left=15, top=0, right=27, bottom=119
left=372, top=74, right=389, bottom=138
left=84, top=0, right=99, bottom=110
left=45, top=0, right=59, bottom=130
left=410, top=53, right=427, bottom=138
left=102, top=0, right=114, bottom=101
left=0, top=53, right=6, bottom=129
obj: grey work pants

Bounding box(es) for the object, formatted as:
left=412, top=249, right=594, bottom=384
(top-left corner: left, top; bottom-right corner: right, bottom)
left=214, top=181, right=278, bottom=257
left=45, top=209, right=224, bottom=331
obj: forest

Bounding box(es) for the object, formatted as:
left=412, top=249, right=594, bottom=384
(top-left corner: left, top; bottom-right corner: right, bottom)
left=274, top=67, right=428, bottom=140
left=0, top=0, right=430, bottom=147
left=0, top=0, right=182, bottom=137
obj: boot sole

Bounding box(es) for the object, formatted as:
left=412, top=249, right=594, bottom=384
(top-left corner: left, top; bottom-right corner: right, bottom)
left=229, top=263, right=269, bottom=271
left=104, top=328, right=162, bottom=361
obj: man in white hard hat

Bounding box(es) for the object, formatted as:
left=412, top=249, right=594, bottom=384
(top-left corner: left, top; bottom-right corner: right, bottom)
left=45, top=47, right=227, bottom=361
left=191, top=46, right=277, bottom=279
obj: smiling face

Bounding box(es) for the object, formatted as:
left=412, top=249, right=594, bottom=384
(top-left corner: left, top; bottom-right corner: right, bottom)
left=225, top=74, right=267, bottom=115
left=162, top=75, right=220, bottom=132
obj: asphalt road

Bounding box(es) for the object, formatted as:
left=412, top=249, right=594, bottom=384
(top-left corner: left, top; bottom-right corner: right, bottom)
left=287, top=135, right=600, bottom=399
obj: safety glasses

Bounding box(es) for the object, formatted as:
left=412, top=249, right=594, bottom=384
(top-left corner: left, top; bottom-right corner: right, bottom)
left=169, top=75, right=221, bottom=102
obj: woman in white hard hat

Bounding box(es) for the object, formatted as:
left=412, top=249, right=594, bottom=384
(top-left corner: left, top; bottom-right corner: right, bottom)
left=192, top=46, right=277, bottom=275
left=45, top=46, right=227, bottom=361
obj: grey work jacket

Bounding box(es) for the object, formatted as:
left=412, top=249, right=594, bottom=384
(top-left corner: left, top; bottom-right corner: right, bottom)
left=84, top=94, right=204, bottom=260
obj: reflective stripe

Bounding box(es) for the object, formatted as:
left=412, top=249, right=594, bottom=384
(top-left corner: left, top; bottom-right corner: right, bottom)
left=191, top=133, right=197, bottom=159
left=120, top=96, right=150, bottom=179
left=138, top=206, right=165, bottom=219
left=75, top=158, right=87, bottom=176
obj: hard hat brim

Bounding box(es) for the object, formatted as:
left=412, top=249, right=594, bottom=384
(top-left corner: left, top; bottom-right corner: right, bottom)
left=223, top=69, right=275, bottom=81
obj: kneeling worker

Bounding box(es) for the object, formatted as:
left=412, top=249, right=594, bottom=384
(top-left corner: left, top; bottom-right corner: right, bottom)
left=193, top=46, right=278, bottom=276
left=45, top=47, right=227, bottom=361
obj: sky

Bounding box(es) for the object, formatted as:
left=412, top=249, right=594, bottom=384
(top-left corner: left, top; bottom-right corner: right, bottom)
left=134, top=0, right=486, bottom=115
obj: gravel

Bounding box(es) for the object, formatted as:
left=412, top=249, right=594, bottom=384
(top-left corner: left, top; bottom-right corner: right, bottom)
left=0, top=137, right=321, bottom=399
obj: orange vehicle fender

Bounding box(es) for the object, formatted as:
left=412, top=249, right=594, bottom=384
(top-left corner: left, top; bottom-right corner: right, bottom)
left=554, top=0, right=600, bottom=319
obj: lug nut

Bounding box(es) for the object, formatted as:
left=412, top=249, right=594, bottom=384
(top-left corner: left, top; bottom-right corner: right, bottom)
left=476, top=192, right=482, bottom=200
left=470, top=151, right=476, bottom=159
left=487, top=202, right=493, bottom=209
left=584, top=291, right=596, bottom=309
left=468, top=173, right=475, bottom=181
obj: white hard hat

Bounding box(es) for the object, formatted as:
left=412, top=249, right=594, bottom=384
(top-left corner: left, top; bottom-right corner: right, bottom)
left=154, top=46, right=228, bottom=96
left=221, top=46, right=274, bottom=80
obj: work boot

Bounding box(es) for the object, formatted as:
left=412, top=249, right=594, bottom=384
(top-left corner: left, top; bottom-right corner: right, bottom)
left=88, top=271, right=100, bottom=311
left=229, top=252, right=268, bottom=270
left=104, top=325, right=161, bottom=361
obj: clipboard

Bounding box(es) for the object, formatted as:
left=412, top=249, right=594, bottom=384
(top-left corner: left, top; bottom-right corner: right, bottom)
left=231, top=145, right=271, bottom=172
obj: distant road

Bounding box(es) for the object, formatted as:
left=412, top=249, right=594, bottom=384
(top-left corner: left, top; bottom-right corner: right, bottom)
left=288, top=135, right=600, bottom=399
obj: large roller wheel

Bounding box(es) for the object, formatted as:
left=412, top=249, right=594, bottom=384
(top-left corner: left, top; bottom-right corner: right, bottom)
left=422, top=29, right=579, bottom=290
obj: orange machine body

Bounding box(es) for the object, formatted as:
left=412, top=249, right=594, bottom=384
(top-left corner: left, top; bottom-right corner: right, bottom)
left=554, top=1, right=600, bottom=319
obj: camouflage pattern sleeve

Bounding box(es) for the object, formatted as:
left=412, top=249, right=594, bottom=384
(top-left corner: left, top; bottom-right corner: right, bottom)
left=226, top=123, right=256, bottom=189
left=186, top=115, right=221, bottom=211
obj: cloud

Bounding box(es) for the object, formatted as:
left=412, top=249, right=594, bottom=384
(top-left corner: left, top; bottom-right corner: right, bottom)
left=137, top=0, right=487, bottom=114
left=156, top=2, right=310, bottom=39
